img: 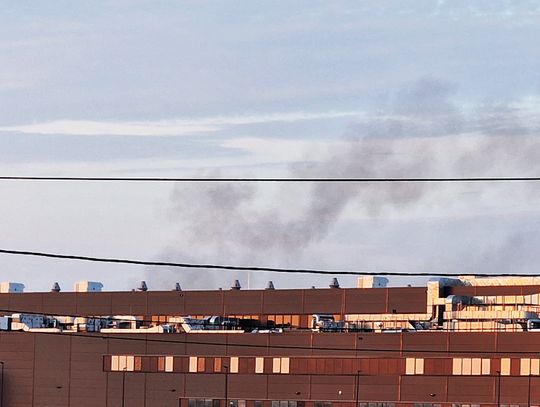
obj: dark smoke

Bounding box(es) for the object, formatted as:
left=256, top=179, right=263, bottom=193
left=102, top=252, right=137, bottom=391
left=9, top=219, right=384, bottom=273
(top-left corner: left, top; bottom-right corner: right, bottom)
left=147, top=78, right=540, bottom=289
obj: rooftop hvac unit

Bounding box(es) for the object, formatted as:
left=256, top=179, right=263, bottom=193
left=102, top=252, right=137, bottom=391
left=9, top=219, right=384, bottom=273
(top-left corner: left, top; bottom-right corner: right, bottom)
left=0, top=282, right=25, bottom=293
left=74, top=281, right=103, bottom=292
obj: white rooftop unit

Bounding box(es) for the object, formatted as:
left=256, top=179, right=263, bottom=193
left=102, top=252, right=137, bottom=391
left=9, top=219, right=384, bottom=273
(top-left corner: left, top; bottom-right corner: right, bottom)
left=0, top=282, right=25, bottom=293
left=357, top=276, right=388, bottom=288
left=74, top=281, right=103, bottom=292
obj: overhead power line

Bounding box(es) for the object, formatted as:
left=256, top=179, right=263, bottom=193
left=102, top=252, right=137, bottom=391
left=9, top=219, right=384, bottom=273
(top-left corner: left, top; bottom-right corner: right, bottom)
left=1, top=176, right=540, bottom=183
left=1, top=248, right=540, bottom=277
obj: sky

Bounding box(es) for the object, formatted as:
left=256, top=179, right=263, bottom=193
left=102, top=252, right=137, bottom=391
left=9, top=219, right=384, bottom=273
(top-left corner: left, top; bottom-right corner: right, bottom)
left=1, top=1, right=540, bottom=292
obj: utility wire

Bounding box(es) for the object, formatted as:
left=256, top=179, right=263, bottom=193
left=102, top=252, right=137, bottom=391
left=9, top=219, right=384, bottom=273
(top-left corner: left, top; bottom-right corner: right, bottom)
left=1, top=176, right=540, bottom=182
left=2, top=248, right=540, bottom=277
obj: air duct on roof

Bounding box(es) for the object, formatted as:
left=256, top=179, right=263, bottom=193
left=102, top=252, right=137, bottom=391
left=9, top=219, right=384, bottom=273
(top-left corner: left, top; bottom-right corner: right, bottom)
left=265, top=281, right=275, bottom=290
left=51, top=282, right=61, bottom=292
left=231, top=280, right=241, bottom=290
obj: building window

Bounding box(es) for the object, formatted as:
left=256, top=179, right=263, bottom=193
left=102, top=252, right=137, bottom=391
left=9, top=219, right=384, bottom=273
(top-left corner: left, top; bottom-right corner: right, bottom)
left=255, top=357, right=264, bottom=373
left=520, top=358, right=540, bottom=375
left=359, top=404, right=395, bottom=407
left=111, top=355, right=135, bottom=372
left=501, top=358, right=511, bottom=376
left=214, top=357, right=222, bottom=373
left=406, top=358, right=424, bottom=375
left=165, top=356, right=174, bottom=372
left=189, top=357, right=198, bottom=373
left=452, top=358, right=490, bottom=375
left=272, top=357, right=290, bottom=374
left=273, top=402, right=301, bottom=407
left=281, top=357, right=290, bottom=374
left=134, top=356, right=142, bottom=372
left=314, top=402, right=331, bottom=407
left=230, top=357, right=239, bottom=373
left=532, top=359, right=540, bottom=375
left=273, top=358, right=281, bottom=373
left=189, top=399, right=214, bottom=407
left=197, top=357, right=206, bottom=372
left=158, top=356, right=165, bottom=372
left=229, top=400, right=246, bottom=407
left=481, top=358, right=490, bottom=375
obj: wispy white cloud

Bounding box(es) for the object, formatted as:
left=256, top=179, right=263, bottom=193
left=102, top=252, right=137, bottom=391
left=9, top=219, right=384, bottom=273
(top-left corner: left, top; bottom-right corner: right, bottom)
left=0, top=110, right=365, bottom=137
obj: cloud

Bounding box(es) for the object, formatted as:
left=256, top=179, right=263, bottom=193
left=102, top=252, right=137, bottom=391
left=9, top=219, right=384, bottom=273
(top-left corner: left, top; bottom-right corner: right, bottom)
left=0, top=110, right=365, bottom=137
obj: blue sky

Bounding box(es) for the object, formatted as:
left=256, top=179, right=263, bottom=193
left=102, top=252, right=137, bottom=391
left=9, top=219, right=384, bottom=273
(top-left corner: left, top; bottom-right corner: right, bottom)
left=1, top=1, right=540, bottom=291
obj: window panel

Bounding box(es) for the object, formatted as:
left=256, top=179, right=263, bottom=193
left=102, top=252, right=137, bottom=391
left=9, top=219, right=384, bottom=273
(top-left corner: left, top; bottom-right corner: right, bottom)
left=214, top=357, right=222, bottom=373
left=126, top=356, right=135, bottom=372
left=471, top=358, right=481, bottom=375
left=119, top=355, right=128, bottom=371
left=462, top=359, right=471, bottom=375
left=281, top=358, right=290, bottom=374
left=166, top=356, right=174, bottom=372
left=189, top=356, right=198, bottom=373
left=134, top=356, right=142, bottom=372
left=230, top=357, right=239, bottom=373
left=521, top=358, right=531, bottom=376
left=158, top=356, right=165, bottom=372
left=273, top=358, right=281, bottom=373
left=501, top=358, right=511, bottom=376
left=406, top=358, right=415, bottom=375
left=415, top=358, right=424, bottom=375
left=197, top=357, right=205, bottom=372
left=481, top=359, right=490, bottom=375
left=255, top=357, right=264, bottom=374
left=111, top=355, right=119, bottom=371
left=532, top=359, right=540, bottom=375
left=453, top=358, right=462, bottom=375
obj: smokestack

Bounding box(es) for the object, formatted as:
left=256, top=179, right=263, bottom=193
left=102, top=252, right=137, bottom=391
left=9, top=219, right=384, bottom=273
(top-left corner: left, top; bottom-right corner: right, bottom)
left=329, top=278, right=340, bottom=289
left=137, top=281, right=148, bottom=292
left=265, top=281, right=275, bottom=290
left=51, top=282, right=61, bottom=292
left=231, top=279, right=241, bottom=290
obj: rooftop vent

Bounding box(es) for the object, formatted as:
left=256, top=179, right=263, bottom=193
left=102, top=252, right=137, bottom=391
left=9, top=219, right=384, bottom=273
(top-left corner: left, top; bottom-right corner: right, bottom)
left=329, top=278, right=340, bottom=289
left=137, top=281, right=148, bottom=292
left=231, top=280, right=241, bottom=290
left=265, top=281, right=275, bottom=290
left=51, top=282, right=61, bottom=292
left=173, top=282, right=182, bottom=291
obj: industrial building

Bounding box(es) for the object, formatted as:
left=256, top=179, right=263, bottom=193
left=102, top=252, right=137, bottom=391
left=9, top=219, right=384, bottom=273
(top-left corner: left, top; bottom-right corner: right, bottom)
left=1, top=276, right=540, bottom=406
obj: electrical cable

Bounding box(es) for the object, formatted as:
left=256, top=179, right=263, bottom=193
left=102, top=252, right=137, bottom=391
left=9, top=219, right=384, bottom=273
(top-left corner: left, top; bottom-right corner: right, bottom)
left=1, top=176, right=540, bottom=182
left=2, top=248, right=540, bottom=277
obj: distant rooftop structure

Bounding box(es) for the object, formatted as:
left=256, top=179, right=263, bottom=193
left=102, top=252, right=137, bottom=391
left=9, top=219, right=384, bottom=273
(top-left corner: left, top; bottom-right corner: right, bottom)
left=0, top=282, right=25, bottom=293
left=458, top=275, right=540, bottom=286
left=74, top=281, right=103, bottom=292
left=357, top=276, right=388, bottom=288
